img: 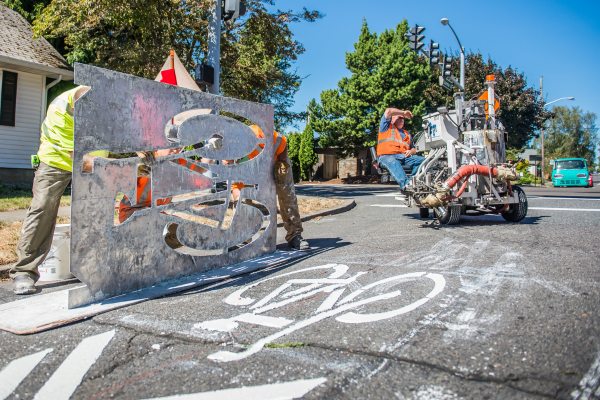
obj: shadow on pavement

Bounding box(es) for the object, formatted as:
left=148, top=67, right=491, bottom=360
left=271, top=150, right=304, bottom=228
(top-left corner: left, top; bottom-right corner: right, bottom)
left=168, top=237, right=352, bottom=298
left=403, top=213, right=546, bottom=229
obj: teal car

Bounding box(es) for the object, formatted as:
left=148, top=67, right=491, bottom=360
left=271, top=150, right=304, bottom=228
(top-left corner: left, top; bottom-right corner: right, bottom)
left=552, top=158, right=593, bottom=188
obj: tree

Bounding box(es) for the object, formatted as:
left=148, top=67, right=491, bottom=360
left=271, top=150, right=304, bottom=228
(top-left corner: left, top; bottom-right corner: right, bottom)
left=544, top=106, right=599, bottom=171
left=309, top=20, right=429, bottom=158
left=424, top=52, right=550, bottom=149
left=31, top=0, right=322, bottom=131
left=299, top=124, right=318, bottom=180
left=286, top=131, right=301, bottom=182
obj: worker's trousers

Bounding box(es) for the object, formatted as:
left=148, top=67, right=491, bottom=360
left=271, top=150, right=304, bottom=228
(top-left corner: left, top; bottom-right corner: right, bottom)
left=10, top=162, right=71, bottom=282
left=275, top=165, right=303, bottom=243
left=378, top=154, right=425, bottom=189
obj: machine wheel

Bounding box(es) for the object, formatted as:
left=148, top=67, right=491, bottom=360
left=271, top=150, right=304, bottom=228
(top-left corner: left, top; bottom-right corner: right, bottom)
left=435, top=205, right=461, bottom=225
left=419, top=208, right=429, bottom=218
left=501, top=185, right=528, bottom=222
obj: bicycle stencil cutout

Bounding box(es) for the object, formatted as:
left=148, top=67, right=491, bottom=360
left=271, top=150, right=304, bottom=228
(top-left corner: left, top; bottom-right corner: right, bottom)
left=196, top=264, right=446, bottom=362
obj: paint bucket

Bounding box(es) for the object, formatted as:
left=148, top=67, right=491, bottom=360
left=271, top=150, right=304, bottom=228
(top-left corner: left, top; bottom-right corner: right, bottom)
left=38, top=224, right=74, bottom=281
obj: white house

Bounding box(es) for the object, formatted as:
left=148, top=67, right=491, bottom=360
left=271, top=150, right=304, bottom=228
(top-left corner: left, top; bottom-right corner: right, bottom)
left=0, top=5, right=73, bottom=183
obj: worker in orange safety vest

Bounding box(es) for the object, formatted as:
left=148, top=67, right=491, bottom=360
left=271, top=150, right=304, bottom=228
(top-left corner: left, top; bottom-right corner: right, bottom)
left=231, top=125, right=309, bottom=250
left=376, top=107, right=425, bottom=192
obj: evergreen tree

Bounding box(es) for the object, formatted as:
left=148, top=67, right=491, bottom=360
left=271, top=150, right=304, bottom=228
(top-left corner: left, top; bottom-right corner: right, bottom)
left=424, top=52, right=550, bottom=149
left=286, top=132, right=302, bottom=182
left=299, top=124, right=318, bottom=181
left=309, top=20, right=429, bottom=157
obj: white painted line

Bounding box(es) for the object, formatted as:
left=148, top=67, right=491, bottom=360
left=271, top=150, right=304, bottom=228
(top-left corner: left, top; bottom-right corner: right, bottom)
left=375, top=193, right=404, bottom=197
left=529, top=207, right=600, bottom=212
left=529, top=197, right=600, bottom=201
left=370, top=205, right=408, bottom=208
left=0, top=348, right=53, bottom=400
left=34, top=330, right=115, bottom=400
left=141, top=378, right=327, bottom=400
left=315, top=288, right=346, bottom=313
left=233, top=313, right=294, bottom=328
left=571, top=351, right=600, bottom=400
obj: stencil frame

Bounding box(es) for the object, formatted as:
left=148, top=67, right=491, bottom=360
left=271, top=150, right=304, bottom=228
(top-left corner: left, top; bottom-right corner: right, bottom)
left=70, top=63, right=276, bottom=307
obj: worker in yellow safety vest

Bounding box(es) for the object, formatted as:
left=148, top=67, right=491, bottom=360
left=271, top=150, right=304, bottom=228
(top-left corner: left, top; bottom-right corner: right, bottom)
left=10, top=86, right=112, bottom=294
left=376, top=107, right=425, bottom=192
left=231, top=125, right=308, bottom=250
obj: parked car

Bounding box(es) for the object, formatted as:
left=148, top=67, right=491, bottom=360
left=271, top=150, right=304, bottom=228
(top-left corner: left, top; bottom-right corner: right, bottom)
left=552, top=158, right=593, bottom=188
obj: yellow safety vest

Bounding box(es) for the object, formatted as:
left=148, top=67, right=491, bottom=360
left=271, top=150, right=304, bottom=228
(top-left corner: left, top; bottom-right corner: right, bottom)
left=38, top=86, right=107, bottom=171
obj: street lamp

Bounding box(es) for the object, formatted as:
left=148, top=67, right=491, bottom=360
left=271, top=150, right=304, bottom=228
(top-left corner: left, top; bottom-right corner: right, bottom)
left=540, top=75, right=575, bottom=184
left=440, top=18, right=465, bottom=97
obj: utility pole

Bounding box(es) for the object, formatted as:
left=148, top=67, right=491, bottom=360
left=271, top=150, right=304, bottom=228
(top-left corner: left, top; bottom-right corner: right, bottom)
left=540, top=76, right=544, bottom=185
left=207, top=0, right=221, bottom=96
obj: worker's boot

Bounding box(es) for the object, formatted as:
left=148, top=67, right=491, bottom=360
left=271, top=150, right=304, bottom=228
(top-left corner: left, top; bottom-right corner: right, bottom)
left=289, top=235, right=310, bottom=250
left=13, top=274, right=36, bottom=295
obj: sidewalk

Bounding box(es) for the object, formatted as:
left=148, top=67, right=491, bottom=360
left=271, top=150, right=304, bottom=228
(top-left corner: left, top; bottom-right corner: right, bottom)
left=0, top=206, right=71, bottom=222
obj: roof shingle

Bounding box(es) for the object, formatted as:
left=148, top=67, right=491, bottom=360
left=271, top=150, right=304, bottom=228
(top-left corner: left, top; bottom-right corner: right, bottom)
left=0, top=5, right=72, bottom=72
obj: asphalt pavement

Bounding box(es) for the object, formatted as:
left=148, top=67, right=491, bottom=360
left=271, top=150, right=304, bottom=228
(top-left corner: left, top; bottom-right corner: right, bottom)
left=1, top=182, right=599, bottom=399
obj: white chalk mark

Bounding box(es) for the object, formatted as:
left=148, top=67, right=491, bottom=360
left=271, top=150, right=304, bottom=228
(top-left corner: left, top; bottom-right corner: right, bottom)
left=315, top=288, right=345, bottom=313
left=529, top=207, right=600, bottom=212
left=34, top=330, right=115, bottom=400
left=0, top=348, right=53, bottom=400
left=251, top=283, right=292, bottom=309
left=336, top=273, right=445, bottom=323
left=233, top=313, right=294, bottom=328
left=367, top=359, right=389, bottom=379
left=369, top=204, right=408, bottom=208
left=141, top=378, right=327, bottom=400
left=571, top=350, right=600, bottom=400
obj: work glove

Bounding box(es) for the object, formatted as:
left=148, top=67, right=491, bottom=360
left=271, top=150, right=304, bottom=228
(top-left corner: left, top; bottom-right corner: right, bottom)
left=136, top=151, right=156, bottom=166
left=137, top=164, right=151, bottom=178
left=207, top=137, right=223, bottom=150
left=273, top=161, right=291, bottom=185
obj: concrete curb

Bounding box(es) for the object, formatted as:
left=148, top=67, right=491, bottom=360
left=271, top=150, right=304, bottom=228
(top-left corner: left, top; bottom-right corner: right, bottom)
left=276, top=198, right=356, bottom=228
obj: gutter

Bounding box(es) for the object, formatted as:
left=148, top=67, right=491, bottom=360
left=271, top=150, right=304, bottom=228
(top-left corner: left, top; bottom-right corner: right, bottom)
left=41, top=74, right=62, bottom=123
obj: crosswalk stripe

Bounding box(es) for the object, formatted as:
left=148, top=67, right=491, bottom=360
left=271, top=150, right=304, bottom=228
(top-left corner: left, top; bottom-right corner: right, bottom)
left=33, top=330, right=115, bottom=400
left=141, top=377, right=327, bottom=400
left=0, top=348, right=53, bottom=400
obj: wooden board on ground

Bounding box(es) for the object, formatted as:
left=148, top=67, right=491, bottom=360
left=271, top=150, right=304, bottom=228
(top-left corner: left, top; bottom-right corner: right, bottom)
left=0, top=251, right=303, bottom=335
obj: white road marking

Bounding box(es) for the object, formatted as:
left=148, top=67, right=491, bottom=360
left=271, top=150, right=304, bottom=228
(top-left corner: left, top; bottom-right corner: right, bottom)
left=233, top=313, right=294, bottom=328
left=0, top=348, right=53, bottom=400
left=529, top=197, right=600, bottom=201
left=33, top=330, right=115, bottom=400
left=571, top=351, right=600, bottom=400
left=315, top=288, right=346, bottom=313
left=529, top=207, right=600, bottom=212
left=370, top=204, right=408, bottom=208
left=141, top=378, right=327, bottom=400
left=375, top=193, right=404, bottom=197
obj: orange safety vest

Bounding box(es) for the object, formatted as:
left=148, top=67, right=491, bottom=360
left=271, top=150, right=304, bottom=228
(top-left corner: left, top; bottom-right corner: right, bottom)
left=231, top=125, right=287, bottom=191
left=376, top=125, right=412, bottom=157
left=118, top=157, right=203, bottom=223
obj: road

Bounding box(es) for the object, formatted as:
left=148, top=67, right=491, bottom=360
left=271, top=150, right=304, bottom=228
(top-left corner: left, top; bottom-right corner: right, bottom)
left=1, top=182, right=599, bottom=399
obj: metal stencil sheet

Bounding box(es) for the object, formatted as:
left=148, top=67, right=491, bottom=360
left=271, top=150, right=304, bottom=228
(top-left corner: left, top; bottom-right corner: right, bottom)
left=71, top=63, right=276, bottom=304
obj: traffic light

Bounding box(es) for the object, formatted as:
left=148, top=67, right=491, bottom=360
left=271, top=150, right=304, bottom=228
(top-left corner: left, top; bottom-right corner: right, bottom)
left=223, top=0, right=246, bottom=21
left=428, top=40, right=440, bottom=67
left=406, top=25, right=425, bottom=53
left=442, top=54, right=453, bottom=77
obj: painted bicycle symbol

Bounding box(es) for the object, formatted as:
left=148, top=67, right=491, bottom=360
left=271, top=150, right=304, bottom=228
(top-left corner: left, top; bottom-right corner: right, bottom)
left=197, top=263, right=446, bottom=362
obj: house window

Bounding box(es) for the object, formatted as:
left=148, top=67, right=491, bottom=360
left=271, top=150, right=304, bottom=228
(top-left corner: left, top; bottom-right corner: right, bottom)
left=0, top=71, right=18, bottom=126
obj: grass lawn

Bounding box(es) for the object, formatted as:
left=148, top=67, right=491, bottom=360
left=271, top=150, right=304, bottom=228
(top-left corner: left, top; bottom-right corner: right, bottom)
left=0, top=183, right=71, bottom=212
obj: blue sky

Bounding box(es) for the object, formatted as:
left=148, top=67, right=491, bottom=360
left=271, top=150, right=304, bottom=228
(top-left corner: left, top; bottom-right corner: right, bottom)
left=268, top=0, right=600, bottom=138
